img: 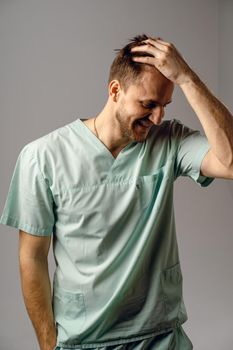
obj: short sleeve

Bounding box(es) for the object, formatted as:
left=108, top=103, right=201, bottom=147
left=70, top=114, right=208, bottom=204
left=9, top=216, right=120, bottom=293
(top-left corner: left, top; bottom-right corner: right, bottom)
left=173, top=119, right=215, bottom=187
left=0, top=144, right=55, bottom=236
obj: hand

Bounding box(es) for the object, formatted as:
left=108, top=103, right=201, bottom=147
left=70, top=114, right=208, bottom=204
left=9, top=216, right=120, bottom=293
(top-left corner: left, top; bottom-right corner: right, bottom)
left=130, top=37, right=194, bottom=85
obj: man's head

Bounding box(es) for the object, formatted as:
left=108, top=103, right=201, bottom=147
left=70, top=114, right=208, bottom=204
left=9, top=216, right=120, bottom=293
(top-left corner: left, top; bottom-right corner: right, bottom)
left=108, top=34, right=157, bottom=94
left=106, top=34, right=174, bottom=143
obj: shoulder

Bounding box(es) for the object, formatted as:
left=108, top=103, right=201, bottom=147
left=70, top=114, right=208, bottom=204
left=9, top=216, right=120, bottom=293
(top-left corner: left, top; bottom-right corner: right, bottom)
left=17, top=119, right=79, bottom=182
left=147, top=118, right=183, bottom=142
left=20, top=119, right=77, bottom=159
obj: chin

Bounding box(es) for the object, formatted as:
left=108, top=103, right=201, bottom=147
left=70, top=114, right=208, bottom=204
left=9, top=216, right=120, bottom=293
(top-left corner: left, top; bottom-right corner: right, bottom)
left=134, top=123, right=152, bottom=137
left=132, top=129, right=150, bottom=142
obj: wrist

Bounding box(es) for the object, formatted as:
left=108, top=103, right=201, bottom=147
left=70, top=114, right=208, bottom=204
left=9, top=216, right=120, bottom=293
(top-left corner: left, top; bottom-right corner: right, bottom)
left=38, top=330, right=57, bottom=350
left=41, top=344, right=57, bottom=350
left=179, top=69, right=199, bottom=88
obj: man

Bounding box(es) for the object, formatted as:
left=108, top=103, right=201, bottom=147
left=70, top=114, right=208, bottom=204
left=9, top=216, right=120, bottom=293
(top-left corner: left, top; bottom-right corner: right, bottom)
left=0, top=33, right=232, bottom=350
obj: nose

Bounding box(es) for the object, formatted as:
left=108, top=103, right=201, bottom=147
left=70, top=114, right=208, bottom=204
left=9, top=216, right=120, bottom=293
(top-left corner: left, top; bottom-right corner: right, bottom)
left=148, top=105, right=165, bottom=124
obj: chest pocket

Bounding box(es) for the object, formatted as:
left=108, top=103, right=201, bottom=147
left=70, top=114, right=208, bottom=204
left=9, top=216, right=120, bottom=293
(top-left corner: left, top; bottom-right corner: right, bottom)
left=135, top=163, right=172, bottom=210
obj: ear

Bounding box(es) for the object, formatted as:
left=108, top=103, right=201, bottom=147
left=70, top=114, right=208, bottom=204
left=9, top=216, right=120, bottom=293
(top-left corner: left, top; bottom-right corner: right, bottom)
left=109, top=80, right=121, bottom=102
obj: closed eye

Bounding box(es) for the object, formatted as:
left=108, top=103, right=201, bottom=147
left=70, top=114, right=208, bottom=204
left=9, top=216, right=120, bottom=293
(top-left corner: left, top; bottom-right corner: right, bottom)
left=143, top=105, right=153, bottom=109
left=142, top=103, right=157, bottom=109
left=141, top=101, right=172, bottom=109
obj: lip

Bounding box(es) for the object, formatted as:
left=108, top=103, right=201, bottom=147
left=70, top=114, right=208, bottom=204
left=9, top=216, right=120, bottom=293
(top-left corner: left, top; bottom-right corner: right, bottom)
left=136, top=119, right=153, bottom=128
left=140, top=122, right=153, bottom=127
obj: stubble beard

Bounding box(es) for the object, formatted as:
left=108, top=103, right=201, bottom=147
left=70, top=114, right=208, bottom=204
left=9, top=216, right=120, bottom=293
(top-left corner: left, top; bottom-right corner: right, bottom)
left=115, top=108, right=148, bottom=143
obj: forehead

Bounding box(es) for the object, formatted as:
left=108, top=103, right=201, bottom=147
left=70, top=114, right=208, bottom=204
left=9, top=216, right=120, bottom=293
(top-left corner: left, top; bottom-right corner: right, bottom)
left=127, top=69, right=174, bottom=102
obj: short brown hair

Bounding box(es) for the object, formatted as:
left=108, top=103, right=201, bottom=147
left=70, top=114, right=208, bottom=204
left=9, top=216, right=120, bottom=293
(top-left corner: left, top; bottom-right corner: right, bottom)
left=107, top=33, right=155, bottom=93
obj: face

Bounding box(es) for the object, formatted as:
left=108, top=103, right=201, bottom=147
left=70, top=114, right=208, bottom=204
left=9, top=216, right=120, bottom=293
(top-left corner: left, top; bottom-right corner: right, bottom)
left=114, top=68, right=174, bottom=142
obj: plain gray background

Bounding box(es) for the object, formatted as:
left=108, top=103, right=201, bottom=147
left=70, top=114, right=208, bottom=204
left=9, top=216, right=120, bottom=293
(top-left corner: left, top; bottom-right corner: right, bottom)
left=0, top=1, right=232, bottom=349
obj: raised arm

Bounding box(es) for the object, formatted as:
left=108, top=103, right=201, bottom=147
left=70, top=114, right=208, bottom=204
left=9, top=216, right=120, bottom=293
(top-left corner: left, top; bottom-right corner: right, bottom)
left=131, top=37, right=233, bottom=179
left=19, top=230, right=57, bottom=350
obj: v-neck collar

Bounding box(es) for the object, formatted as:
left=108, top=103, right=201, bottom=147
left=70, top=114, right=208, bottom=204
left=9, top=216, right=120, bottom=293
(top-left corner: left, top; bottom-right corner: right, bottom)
left=75, top=117, right=139, bottom=162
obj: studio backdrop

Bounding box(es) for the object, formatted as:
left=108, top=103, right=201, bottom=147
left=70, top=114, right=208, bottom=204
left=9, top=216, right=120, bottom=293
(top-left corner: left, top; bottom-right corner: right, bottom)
left=0, top=1, right=232, bottom=350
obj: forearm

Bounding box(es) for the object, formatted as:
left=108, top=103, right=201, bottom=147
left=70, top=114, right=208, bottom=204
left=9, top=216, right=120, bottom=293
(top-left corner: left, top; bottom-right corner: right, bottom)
left=180, top=70, right=233, bottom=167
left=19, top=257, right=57, bottom=350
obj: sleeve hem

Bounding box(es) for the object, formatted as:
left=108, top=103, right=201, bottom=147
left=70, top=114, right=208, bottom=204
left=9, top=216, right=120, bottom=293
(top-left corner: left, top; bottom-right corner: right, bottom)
left=0, top=215, right=53, bottom=236
left=191, top=143, right=215, bottom=187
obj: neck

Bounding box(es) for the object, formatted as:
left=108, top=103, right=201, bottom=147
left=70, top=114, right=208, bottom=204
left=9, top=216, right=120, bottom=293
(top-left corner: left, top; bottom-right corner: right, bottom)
left=94, top=105, right=131, bottom=154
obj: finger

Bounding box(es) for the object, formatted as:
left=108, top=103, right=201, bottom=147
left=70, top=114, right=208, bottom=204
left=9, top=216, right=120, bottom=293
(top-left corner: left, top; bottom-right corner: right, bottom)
left=144, top=38, right=169, bottom=52
left=144, top=36, right=171, bottom=46
left=131, top=43, right=163, bottom=55
left=131, top=56, right=155, bottom=66
left=155, top=38, right=171, bottom=46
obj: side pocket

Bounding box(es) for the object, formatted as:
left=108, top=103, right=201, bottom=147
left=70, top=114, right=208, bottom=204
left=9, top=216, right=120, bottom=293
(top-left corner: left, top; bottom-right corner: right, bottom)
left=52, top=287, right=86, bottom=331
left=160, top=262, right=185, bottom=323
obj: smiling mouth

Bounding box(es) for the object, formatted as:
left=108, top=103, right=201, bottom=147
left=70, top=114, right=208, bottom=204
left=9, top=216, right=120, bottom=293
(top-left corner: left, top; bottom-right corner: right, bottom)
left=136, top=116, right=153, bottom=128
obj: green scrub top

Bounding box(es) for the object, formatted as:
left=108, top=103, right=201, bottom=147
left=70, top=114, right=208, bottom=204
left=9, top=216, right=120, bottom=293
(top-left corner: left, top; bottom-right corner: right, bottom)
left=0, top=117, right=215, bottom=349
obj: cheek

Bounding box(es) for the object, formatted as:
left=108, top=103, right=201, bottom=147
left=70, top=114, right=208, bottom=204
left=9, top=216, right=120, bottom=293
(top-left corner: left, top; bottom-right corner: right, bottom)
left=126, top=104, right=139, bottom=116
left=124, top=99, right=140, bottom=113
